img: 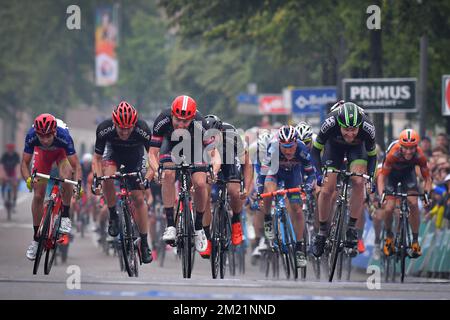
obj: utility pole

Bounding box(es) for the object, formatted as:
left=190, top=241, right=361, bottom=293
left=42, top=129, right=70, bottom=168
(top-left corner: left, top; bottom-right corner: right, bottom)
left=418, top=35, right=428, bottom=138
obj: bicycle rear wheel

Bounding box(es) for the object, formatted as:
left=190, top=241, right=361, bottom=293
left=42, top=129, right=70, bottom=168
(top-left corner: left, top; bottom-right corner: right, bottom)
left=275, top=217, right=290, bottom=279
left=33, top=202, right=53, bottom=275
left=328, top=204, right=344, bottom=282
left=6, top=186, right=12, bottom=221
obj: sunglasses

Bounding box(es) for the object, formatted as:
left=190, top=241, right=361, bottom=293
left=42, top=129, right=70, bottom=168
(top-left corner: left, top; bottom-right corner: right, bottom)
left=280, top=141, right=295, bottom=148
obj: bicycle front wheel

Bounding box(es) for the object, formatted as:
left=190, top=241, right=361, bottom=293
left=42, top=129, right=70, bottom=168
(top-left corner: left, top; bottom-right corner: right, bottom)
left=328, top=204, right=344, bottom=282
left=181, top=198, right=193, bottom=279
left=33, top=202, right=53, bottom=275
left=44, top=211, right=63, bottom=275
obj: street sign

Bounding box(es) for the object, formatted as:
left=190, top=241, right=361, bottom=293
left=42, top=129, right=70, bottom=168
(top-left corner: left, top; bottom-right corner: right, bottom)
left=290, top=87, right=337, bottom=114
left=236, top=93, right=259, bottom=115
left=343, top=78, right=417, bottom=113
left=259, top=95, right=288, bottom=115
left=442, top=75, right=450, bottom=116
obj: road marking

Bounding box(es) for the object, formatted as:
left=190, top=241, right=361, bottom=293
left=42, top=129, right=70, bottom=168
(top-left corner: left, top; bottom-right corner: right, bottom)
left=64, top=289, right=352, bottom=300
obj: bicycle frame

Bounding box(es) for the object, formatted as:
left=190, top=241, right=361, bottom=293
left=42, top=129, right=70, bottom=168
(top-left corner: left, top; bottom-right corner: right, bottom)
left=325, top=168, right=370, bottom=282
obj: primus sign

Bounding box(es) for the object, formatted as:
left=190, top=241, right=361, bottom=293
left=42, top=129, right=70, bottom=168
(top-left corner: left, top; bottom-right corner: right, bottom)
left=343, top=78, right=417, bottom=113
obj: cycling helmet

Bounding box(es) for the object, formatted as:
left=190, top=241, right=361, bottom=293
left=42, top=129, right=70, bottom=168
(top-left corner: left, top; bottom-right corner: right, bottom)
left=278, top=125, right=297, bottom=145
left=330, top=100, right=345, bottom=113
left=171, top=95, right=196, bottom=120
left=336, top=102, right=364, bottom=128
left=205, top=114, right=223, bottom=130
left=295, top=122, right=313, bottom=142
left=34, top=113, right=57, bottom=135
left=112, top=101, right=138, bottom=128
left=398, top=129, right=420, bottom=147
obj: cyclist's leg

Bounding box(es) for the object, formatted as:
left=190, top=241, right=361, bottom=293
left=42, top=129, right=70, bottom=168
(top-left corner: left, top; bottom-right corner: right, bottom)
left=160, top=139, right=177, bottom=239
left=262, top=176, right=277, bottom=239
left=192, top=170, right=209, bottom=251
left=404, top=170, right=421, bottom=256
left=383, top=173, right=397, bottom=254
left=101, top=145, right=120, bottom=236
left=224, top=164, right=244, bottom=245
left=199, top=182, right=213, bottom=258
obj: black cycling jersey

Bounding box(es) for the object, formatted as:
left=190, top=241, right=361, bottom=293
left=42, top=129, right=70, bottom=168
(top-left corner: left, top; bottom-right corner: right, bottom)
left=94, top=119, right=152, bottom=156
left=1, top=152, right=20, bottom=172
left=150, top=108, right=212, bottom=149
left=312, top=110, right=377, bottom=176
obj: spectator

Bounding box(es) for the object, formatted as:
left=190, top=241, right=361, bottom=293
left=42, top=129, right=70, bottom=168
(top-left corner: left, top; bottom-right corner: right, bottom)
left=420, top=136, right=433, bottom=157
left=436, top=133, right=449, bottom=153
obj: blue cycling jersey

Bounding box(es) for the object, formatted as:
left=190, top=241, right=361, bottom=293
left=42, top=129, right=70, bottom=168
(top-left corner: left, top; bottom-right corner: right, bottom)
left=24, top=125, right=76, bottom=156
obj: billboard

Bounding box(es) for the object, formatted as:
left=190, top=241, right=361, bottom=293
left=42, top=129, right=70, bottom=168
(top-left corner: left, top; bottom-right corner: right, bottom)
left=343, top=78, right=417, bottom=113
left=95, top=6, right=119, bottom=86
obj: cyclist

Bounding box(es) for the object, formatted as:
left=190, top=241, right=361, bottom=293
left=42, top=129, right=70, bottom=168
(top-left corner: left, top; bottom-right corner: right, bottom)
left=200, top=115, right=254, bottom=258
left=1, top=143, right=20, bottom=209
left=146, top=95, right=220, bottom=253
left=295, top=121, right=315, bottom=150
left=91, top=101, right=153, bottom=264
left=257, top=125, right=317, bottom=267
left=249, top=129, right=274, bottom=258
left=311, top=102, right=377, bottom=258
left=21, top=114, right=82, bottom=260
left=377, top=129, right=432, bottom=258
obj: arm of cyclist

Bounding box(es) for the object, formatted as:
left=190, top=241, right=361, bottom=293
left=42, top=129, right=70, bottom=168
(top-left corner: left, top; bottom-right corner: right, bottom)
left=91, top=152, right=103, bottom=195
left=207, top=147, right=221, bottom=178
left=146, top=146, right=160, bottom=182
left=240, top=149, right=254, bottom=199
left=20, top=152, right=34, bottom=191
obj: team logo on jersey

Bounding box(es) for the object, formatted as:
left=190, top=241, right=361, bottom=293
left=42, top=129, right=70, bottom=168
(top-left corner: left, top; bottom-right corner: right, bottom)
left=153, top=117, right=170, bottom=132
left=362, top=121, right=376, bottom=139
left=99, top=126, right=114, bottom=137
left=135, top=127, right=150, bottom=140
left=320, top=117, right=335, bottom=134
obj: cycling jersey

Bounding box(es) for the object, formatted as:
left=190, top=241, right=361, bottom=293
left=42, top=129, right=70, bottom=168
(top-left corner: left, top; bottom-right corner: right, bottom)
left=257, top=139, right=316, bottom=194
left=151, top=109, right=213, bottom=165
left=381, top=140, right=430, bottom=194
left=1, top=152, right=20, bottom=176
left=94, top=119, right=152, bottom=190
left=381, top=140, right=430, bottom=179
left=312, top=110, right=377, bottom=176
left=24, top=125, right=76, bottom=156
left=150, top=108, right=212, bottom=149
left=95, top=119, right=151, bottom=155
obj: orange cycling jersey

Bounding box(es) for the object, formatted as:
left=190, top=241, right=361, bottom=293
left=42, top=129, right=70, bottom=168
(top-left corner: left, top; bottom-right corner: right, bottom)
left=381, top=141, right=430, bottom=179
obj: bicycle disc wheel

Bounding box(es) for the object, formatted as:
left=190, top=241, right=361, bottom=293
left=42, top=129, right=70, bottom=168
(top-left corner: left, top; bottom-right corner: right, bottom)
left=33, top=202, right=53, bottom=275
left=328, top=205, right=344, bottom=282
left=44, top=212, right=63, bottom=275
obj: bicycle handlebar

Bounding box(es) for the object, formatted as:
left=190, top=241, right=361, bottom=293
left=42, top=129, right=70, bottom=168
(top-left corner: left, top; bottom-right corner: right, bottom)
left=258, top=187, right=301, bottom=199
left=381, top=191, right=429, bottom=205
left=32, top=171, right=80, bottom=186
left=325, top=168, right=371, bottom=180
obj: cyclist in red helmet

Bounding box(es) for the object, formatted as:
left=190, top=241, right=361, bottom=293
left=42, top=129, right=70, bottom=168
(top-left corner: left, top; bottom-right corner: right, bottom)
left=91, top=101, right=154, bottom=264
left=21, top=113, right=82, bottom=261
left=378, top=129, right=432, bottom=258
left=147, top=95, right=221, bottom=255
